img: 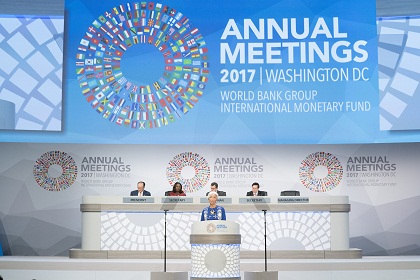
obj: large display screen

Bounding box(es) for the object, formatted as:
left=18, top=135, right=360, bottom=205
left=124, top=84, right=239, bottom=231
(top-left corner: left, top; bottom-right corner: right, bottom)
left=1, top=0, right=420, bottom=144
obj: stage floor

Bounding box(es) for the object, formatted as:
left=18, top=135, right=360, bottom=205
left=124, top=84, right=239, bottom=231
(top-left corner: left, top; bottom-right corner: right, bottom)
left=0, top=256, right=419, bottom=280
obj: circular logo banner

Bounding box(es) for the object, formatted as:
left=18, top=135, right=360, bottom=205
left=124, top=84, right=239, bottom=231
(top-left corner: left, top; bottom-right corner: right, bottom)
left=33, top=151, right=78, bottom=191
left=299, top=151, right=343, bottom=192
left=166, top=152, right=210, bottom=193
left=76, top=2, right=210, bottom=129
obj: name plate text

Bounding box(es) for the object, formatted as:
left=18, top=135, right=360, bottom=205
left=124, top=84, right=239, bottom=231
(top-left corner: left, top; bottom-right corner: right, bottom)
left=199, top=197, right=232, bottom=204
left=239, top=197, right=271, bottom=204
left=123, top=197, right=155, bottom=203
left=161, top=197, right=194, bottom=203
left=278, top=197, right=309, bottom=203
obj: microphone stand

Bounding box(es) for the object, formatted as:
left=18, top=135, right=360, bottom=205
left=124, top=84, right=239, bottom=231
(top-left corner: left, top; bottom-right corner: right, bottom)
left=263, top=209, right=267, bottom=271
left=164, top=209, right=168, bottom=272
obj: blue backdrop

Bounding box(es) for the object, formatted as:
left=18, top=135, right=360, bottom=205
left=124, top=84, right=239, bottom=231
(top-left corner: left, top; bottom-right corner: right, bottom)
left=61, top=0, right=379, bottom=144
left=1, top=0, right=396, bottom=144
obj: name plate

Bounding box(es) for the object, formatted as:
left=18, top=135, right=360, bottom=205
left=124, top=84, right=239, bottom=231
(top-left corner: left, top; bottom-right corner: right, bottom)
left=199, top=197, right=232, bottom=204
left=239, top=197, right=271, bottom=204
left=123, top=197, right=155, bottom=203
left=161, top=197, right=194, bottom=203
left=277, top=197, right=309, bottom=203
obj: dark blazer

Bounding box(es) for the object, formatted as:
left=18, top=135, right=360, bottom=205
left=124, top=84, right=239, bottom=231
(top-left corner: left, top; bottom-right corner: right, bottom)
left=246, top=190, right=267, bottom=196
left=130, top=190, right=151, bottom=196
left=206, top=190, right=226, bottom=196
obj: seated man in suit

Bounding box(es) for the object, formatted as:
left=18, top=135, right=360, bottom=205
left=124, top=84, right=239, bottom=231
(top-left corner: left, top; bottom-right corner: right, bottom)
left=246, top=182, right=267, bottom=196
left=130, top=181, right=151, bottom=196
left=206, top=182, right=226, bottom=196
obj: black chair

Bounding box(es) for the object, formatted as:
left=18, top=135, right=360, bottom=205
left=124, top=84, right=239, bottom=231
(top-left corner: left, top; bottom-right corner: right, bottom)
left=261, top=191, right=268, bottom=196
left=206, top=191, right=227, bottom=196
left=219, top=191, right=227, bottom=196
left=281, top=190, right=300, bottom=196
left=164, top=191, right=170, bottom=196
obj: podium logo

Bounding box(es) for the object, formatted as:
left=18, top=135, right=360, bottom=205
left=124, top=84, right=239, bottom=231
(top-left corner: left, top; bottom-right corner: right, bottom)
left=299, top=151, right=343, bottom=192
left=33, top=151, right=78, bottom=191
left=166, top=152, right=210, bottom=193
left=206, top=223, right=216, bottom=233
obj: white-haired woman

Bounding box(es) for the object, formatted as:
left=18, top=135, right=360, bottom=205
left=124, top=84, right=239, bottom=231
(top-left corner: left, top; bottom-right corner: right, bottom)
left=201, top=191, right=226, bottom=221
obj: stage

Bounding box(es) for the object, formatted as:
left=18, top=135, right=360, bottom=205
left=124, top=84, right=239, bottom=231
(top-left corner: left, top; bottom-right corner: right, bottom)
left=0, top=255, right=419, bottom=280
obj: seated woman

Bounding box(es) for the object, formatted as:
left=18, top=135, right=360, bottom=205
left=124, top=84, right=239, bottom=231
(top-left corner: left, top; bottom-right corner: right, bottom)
left=166, top=182, right=186, bottom=196
left=201, top=191, right=226, bottom=221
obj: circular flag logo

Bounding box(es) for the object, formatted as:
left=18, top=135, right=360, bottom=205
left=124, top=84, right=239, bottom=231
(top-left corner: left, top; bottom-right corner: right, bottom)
left=299, top=151, right=343, bottom=192
left=76, top=2, right=210, bottom=129
left=166, top=152, right=210, bottom=193
left=33, top=151, right=78, bottom=191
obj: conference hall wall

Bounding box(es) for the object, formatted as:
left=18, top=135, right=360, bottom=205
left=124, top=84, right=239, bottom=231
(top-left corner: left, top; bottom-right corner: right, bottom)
left=0, top=0, right=419, bottom=256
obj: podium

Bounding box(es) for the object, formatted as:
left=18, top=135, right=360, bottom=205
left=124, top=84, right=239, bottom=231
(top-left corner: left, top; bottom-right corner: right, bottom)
left=190, top=220, right=241, bottom=280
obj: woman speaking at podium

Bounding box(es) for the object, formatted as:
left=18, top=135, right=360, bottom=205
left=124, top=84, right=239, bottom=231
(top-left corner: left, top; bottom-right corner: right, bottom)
left=201, top=191, right=226, bottom=221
